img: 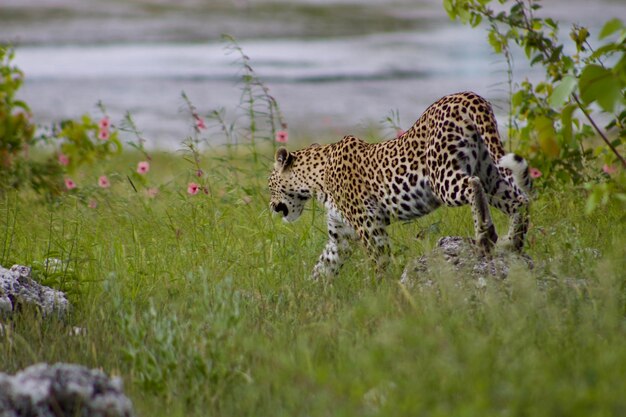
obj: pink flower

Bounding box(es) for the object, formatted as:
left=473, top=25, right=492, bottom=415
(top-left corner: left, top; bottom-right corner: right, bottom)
left=529, top=167, right=542, bottom=179
left=137, top=161, right=150, bottom=175
left=98, top=128, right=110, bottom=141
left=196, top=169, right=204, bottom=178
left=187, top=182, right=199, bottom=195
left=98, top=117, right=111, bottom=130
left=58, top=153, right=69, bottom=166
left=64, top=178, right=77, bottom=190
left=275, top=130, right=288, bottom=143
left=195, top=116, right=207, bottom=130
left=602, top=164, right=618, bottom=175
left=88, top=199, right=97, bottom=209
left=98, top=175, right=111, bottom=188
left=146, top=187, right=159, bottom=198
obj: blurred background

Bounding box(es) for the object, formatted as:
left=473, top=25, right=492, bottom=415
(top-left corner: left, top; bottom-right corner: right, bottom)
left=2, top=0, right=625, bottom=148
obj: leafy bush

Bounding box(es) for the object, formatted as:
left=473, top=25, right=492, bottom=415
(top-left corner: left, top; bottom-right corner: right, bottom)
left=56, top=113, right=122, bottom=174
left=0, top=47, right=126, bottom=198
left=0, top=46, right=53, bottom=193
left=444, top=0, right=625, bottom=212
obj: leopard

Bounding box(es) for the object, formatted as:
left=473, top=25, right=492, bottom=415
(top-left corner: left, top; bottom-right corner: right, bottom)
left=268, top=92, right=531, bottom=279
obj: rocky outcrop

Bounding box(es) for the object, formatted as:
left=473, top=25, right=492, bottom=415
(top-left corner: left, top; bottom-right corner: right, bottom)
left=0, top=264, right=69, bottom=316
left=401, top=236, right=534, bottom=287
left=0, top=363, right=134, bottom=417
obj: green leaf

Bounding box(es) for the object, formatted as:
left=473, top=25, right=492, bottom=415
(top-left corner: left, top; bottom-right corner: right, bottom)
left=589, top=43, right=621, bottom=61
left=469, top=13, right=482, bottom=27
left=599, top=18, right=624, bottom=40
left=524, top=44, right=533, bottom=59
left=548, top=75, right=577, bottom=108
left=511, top=90, right=525, bottom=108
left=579, top=64, right=621, bottom=112
left=530, top=53, right=544, bottom=66
left=442, top=0, right=455, bottom=17
left=545, top=18, right=558, bottom=30
left=13, top=99, right=31, bottom=111
left=488, top=31, right=502, bottom=54
left=443, top=0, right=475, bottom=22
left=511, top=2, right=523, bottom=15
left=535, top=116, right=560, bottom=158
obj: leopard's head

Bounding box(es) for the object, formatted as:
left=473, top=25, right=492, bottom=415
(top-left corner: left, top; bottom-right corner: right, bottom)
left=268, top=147, right=314, bottom=222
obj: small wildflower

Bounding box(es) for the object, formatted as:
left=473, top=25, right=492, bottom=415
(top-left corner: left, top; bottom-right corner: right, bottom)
left=529, top=167, right=542, bottom=179
left=64, top=178, right=77, bottom=190
left=187, top=182, right=200, bottom=195
left=146, top=187, right=159, bottom=198
left=195, top=116, right=207, bottom=130
left=98, top=175, right=111, bottom=188
left=58, top=153, right=69, bottom=166
left=98, top=116, right=111, bottom=130
left=98, top=128, right=110, bottom=141
left=88, top=199, right=97, bottom=209
left=137, top=161, right=150, bottom=175
left=275, top=130, right=288, bottom=143
left=196, top=169, right=204, bottom=178
left=602, top=164, right=618, bottom=175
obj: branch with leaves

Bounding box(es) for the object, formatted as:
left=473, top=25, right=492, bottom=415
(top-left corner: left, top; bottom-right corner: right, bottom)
left=444, top=0, right=625, bottom=211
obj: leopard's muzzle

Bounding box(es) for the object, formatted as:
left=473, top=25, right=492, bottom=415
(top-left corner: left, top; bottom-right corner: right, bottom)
left=271, top=202, right=289, bottom=218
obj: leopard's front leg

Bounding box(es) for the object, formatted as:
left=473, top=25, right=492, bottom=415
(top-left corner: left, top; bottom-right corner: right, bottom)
left=312, top=209, right=356, bottom=279
left=355, top=218, right=391, bottom=281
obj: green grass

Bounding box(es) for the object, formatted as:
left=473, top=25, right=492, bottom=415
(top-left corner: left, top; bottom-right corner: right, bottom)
left=1, top=149, right=625, bottom=417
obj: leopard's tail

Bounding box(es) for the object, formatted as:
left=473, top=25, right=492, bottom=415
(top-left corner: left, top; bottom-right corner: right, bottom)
left=499, top=153, right=531, bottom=194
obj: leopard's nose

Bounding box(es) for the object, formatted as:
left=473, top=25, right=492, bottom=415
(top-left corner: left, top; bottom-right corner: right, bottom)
left=272, top=202, right=289, bottom=217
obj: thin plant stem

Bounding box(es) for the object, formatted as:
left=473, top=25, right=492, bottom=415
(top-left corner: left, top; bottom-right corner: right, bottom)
left=572, top=93, right=626, bottom=168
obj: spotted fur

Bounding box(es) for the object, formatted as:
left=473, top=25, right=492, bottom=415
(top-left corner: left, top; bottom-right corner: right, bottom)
left=268, top=92, right=531, bottom=279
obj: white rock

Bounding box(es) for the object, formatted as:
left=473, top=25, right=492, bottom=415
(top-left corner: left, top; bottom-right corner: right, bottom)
left=0, top=264, right=69, bottom=316
left=0, top=363, right=134, bottom=417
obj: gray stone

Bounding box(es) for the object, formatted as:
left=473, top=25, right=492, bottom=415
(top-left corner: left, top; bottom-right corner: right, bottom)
left=0, top=264, right=69, bottom=317
left=400, top=236, right=533, bottom=287
left=0, top=363, right=134, bottom=417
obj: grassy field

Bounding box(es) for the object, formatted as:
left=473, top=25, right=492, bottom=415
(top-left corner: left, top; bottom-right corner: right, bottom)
left=1, top=147, right=625, bottom=417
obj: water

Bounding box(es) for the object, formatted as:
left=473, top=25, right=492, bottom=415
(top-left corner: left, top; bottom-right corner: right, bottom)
left=3, top=0, right=625, bottom=148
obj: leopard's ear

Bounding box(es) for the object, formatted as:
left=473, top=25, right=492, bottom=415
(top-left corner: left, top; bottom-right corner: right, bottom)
left=275, top=147, right=294, bottom=172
